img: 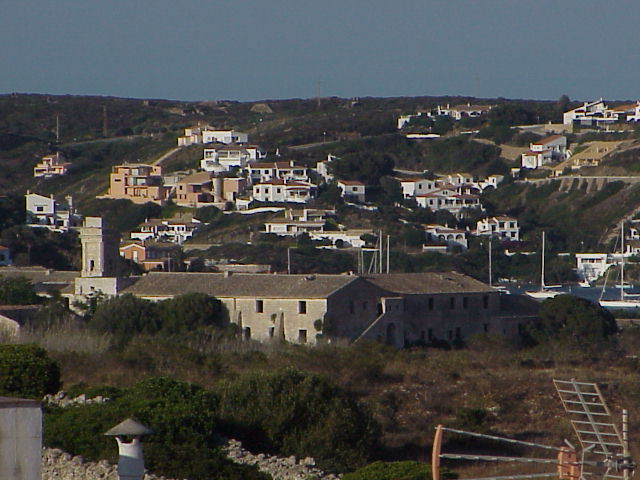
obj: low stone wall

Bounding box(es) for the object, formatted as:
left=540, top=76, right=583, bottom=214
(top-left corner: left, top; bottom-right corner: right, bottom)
left=41, top=448, right=181, bottom=480
left=223, top=439, right=341, bottom=480
left=41, top=439, right=341, bottom=480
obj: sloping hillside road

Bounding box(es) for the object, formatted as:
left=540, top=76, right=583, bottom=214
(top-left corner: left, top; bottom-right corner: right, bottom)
left=152, top=147, right=180, bottom=166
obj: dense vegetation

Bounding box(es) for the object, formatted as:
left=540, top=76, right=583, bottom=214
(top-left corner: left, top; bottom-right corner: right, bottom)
left=0, top=344, right=61, bottom=397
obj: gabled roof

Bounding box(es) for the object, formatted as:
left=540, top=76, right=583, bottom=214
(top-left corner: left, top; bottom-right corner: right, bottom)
left=338, top=180, right=365, bottom=186
left=176, top=171, right=213, bottom=185
left=363, top=272, right=493, bottom=294
left=124, top=272, right=358, bottom=298
left=532, top=134, right=565, bottom=145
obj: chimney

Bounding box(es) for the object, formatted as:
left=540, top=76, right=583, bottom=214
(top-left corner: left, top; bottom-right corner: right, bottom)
left=104, top=418, right=152, bottom=480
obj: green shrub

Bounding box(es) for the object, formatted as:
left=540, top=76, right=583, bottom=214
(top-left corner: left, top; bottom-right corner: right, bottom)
left=0, top=276, right=41, bottom=304
left=45, top=377, right=268, bottom=480
left=215, top=368, right=380, bottom=472
left=343, top=460, right=456, bottom=480
left=0, top=344, right=61, bottom=397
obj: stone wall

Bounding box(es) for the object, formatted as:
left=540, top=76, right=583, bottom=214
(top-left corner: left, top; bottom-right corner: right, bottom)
left=41, top=439, right=341, bottom=480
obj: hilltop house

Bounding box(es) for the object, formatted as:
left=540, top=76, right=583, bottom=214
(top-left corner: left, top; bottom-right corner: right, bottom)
left=563, top=99, right=609, bottom=125
left=263, top=209, right=333, bottom=237
left=476, top=216, right=520, bottom=241
left=252, top=180, right=316, bottom=203
left=247, top=161, right=309, bottom=184
left=25, top=192, right=82, bottom=232
left=398, top=178, right=436, bottom=198
left=130, top=215, right=202, bottom=244
left=33, top=152, right=71, bottom=178
left=201, top=144, right=266, bottom=172
left=177, top=127, right=249, bottom=146
left=316, top=154, right=339, bottom=182
left=521, top=135, right=567, bottom=169
left=415, top=190, right=481, bottom=216
left=433, top=103, right=492, bottom=120
left=174, top=171, right=219, bottom=207
left=104, top=164, right=171, bottom=205
left=424, top=225, right=468, bottom=250
left=337, top=180, right=366, bottom=202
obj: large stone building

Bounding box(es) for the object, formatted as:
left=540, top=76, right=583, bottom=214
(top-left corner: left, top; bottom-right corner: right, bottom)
left=1, top=217, right=538, bottom=348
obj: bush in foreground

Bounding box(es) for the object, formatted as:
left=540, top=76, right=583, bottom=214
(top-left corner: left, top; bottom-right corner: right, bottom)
left=0, top=343, right=61, bottom=398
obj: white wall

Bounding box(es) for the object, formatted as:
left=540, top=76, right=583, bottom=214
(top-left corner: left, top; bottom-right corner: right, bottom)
left=0, top=399, right=42, bottom=480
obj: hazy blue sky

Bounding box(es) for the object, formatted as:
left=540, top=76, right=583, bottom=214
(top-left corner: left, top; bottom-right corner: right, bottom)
left=2, top=0, right=639, bottom=102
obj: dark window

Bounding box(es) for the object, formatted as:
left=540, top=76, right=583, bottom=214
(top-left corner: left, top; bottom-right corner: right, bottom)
left=447, top=330, right=453, bottom=340
left=463, top=297, right=468, bottom=309
left=298, top=301, right=307, bottom=314
left=298, top=329, right=307, bottom=343
left=255, top=300, right=264, bottom=313
left=428, top=298, right=434, bottom=310
left=269, top=326, right=275, bottom=338
left=449, top=297, right=455, bottom=309
left=483, top=295, right=489, bottom=309
left=428, top=328, right=433, bottom=340
left=455, top=327, right=461, bottom=339
left=483, top=323, right=489, bottom=333
left=243, top=327, right=251, bottom=340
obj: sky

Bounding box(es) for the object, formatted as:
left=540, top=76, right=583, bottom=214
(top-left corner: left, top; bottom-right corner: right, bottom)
left=2, top=0, right=640, bottom=103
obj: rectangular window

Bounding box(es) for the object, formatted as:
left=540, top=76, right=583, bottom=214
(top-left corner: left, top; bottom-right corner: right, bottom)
left=455, top=327, right=461, bottom=339
left=298, top=329, right=307, bottom=344
left=483, top=323, right=489, bottom=333
left=298, top=301, right=307, bottom=314
left=463, top=297, right=468, bottom=309
left=428, top=298, right=434, bottom=310
left=255, top=300, right=264, bottom=313
left=269, top=326, right=275, bottom=338
left=428, top=328, right=433, bottom=340
left=483, top=295, right=489, bottom=309
left=449, top=297, right=455, bottom=309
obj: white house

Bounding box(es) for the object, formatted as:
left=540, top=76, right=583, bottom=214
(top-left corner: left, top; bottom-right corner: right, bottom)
left=398, top=178, right=436, bottom=198
left=563, top=99, right=609, bottom=125
left=477, top=175, right=504, bottom=190
left=575, top=253, right=613, bottom=283
left=476, top=216, right=520, bottom=241
left=201, top=144, right=266, bottom=172
left=433, top=104, right=492, bottom=120
left=416, top=190, right=482, bottom=216
left=202, top=129, right=249, bottom=145
left=530, top=135, right=567, bottom=157
left=316, top=154, right=339, bottom=182
left=25, top=192, right=82, bottom=232
left=424, top=224, right=468, bottom=250
left=337, top=180, right=366, bottom=202
left=130, top=216, right=202, bottom=244
left=263, top=208, right=333, bottom=237
left=33, top=152, right=71, bottom=178
left=247, top=161, right=309, bottom=184
left=309, top=229, right=372, bottom=248
left=521, top=149, right=553, bottom=169
left=252, top=180, right=316, bottom=204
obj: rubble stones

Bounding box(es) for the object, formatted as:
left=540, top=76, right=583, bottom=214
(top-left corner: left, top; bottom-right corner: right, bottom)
left=43, top=390, right=111, bottom=408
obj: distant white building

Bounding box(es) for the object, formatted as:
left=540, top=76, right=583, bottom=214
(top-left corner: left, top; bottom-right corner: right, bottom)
left=563, top=99, right=609, bottom=125
left=316, top=154, right=339, bottom=182
left=521, top=135, right=567, bottom=169
left=177, top=125, right=212, bottom=146
left=424, top=224, right=468, bottom=250
left=201, top=144, right=265, bottom=172
left=25, top=192, right=82, bottom=232
left=252, top=180, right=316, bottom=203
left=433, top=103, right=492, bottom=120
left=337, top=180, right=366, bottom=202
left=247, top=161, right=309, bottom=184
left=202, top=129, right=248, bottom=145
left=476, top=216, right=520, bottom=241
left=398, top=178, right=436, bottom=198
left=576, top=253, right=613, bottom=283
left=33, top=152, right=71, bottom=178
left=415, top=190, right=482, bottom=217
left=310, top=229, right=372, bottom=248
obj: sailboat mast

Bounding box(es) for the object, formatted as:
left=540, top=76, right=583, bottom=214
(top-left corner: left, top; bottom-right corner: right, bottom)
left=541, top=231, right=546, bottom=290
left=621, top=222, right=625, bottom=301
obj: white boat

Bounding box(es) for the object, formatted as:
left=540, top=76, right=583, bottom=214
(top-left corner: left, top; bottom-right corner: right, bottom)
left=599, top=222, right=640, bottom=309
left=526, top=231, right=562, bottom=299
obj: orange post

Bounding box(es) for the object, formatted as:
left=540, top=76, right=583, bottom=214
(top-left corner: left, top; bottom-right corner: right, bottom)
left=432, top=425, right=443, bottom=480
left=557, top=446, right=580, bottom=480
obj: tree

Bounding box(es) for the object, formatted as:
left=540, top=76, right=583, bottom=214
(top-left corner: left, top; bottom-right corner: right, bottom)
left=379, top=176, right=403, bottom=205
left=525, top=295, right=618, bottom=348
left=157, top=293, right=227, bottom=335
left=0, top=276, right=40, bottom=304
left=89, top=293, right=160, bottom=337
left=0, top=344, right=61, bottom=398
left=488, top=104, right=536, bottom=126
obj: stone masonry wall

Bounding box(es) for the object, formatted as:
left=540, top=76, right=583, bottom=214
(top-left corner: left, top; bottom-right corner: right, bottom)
left=41, top=439, right=341, bottom=480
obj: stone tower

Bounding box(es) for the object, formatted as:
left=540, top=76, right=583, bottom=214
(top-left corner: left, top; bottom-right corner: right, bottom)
left=75, top=217, right=124, bottom=297
left=80, top=216, right=120, bottom=277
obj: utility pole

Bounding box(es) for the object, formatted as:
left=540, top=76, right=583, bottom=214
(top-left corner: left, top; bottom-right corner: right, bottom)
left=55, top=114, right=60, bottom=143
left=386, top=235, right=390, bottom=274
left=103, top=105, right=108, bottom=137
left=379, top=230, right=383, bottom=274
left=488, top=238, right=492, bottom=287
left=287, top=247, right=291, bottom=274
